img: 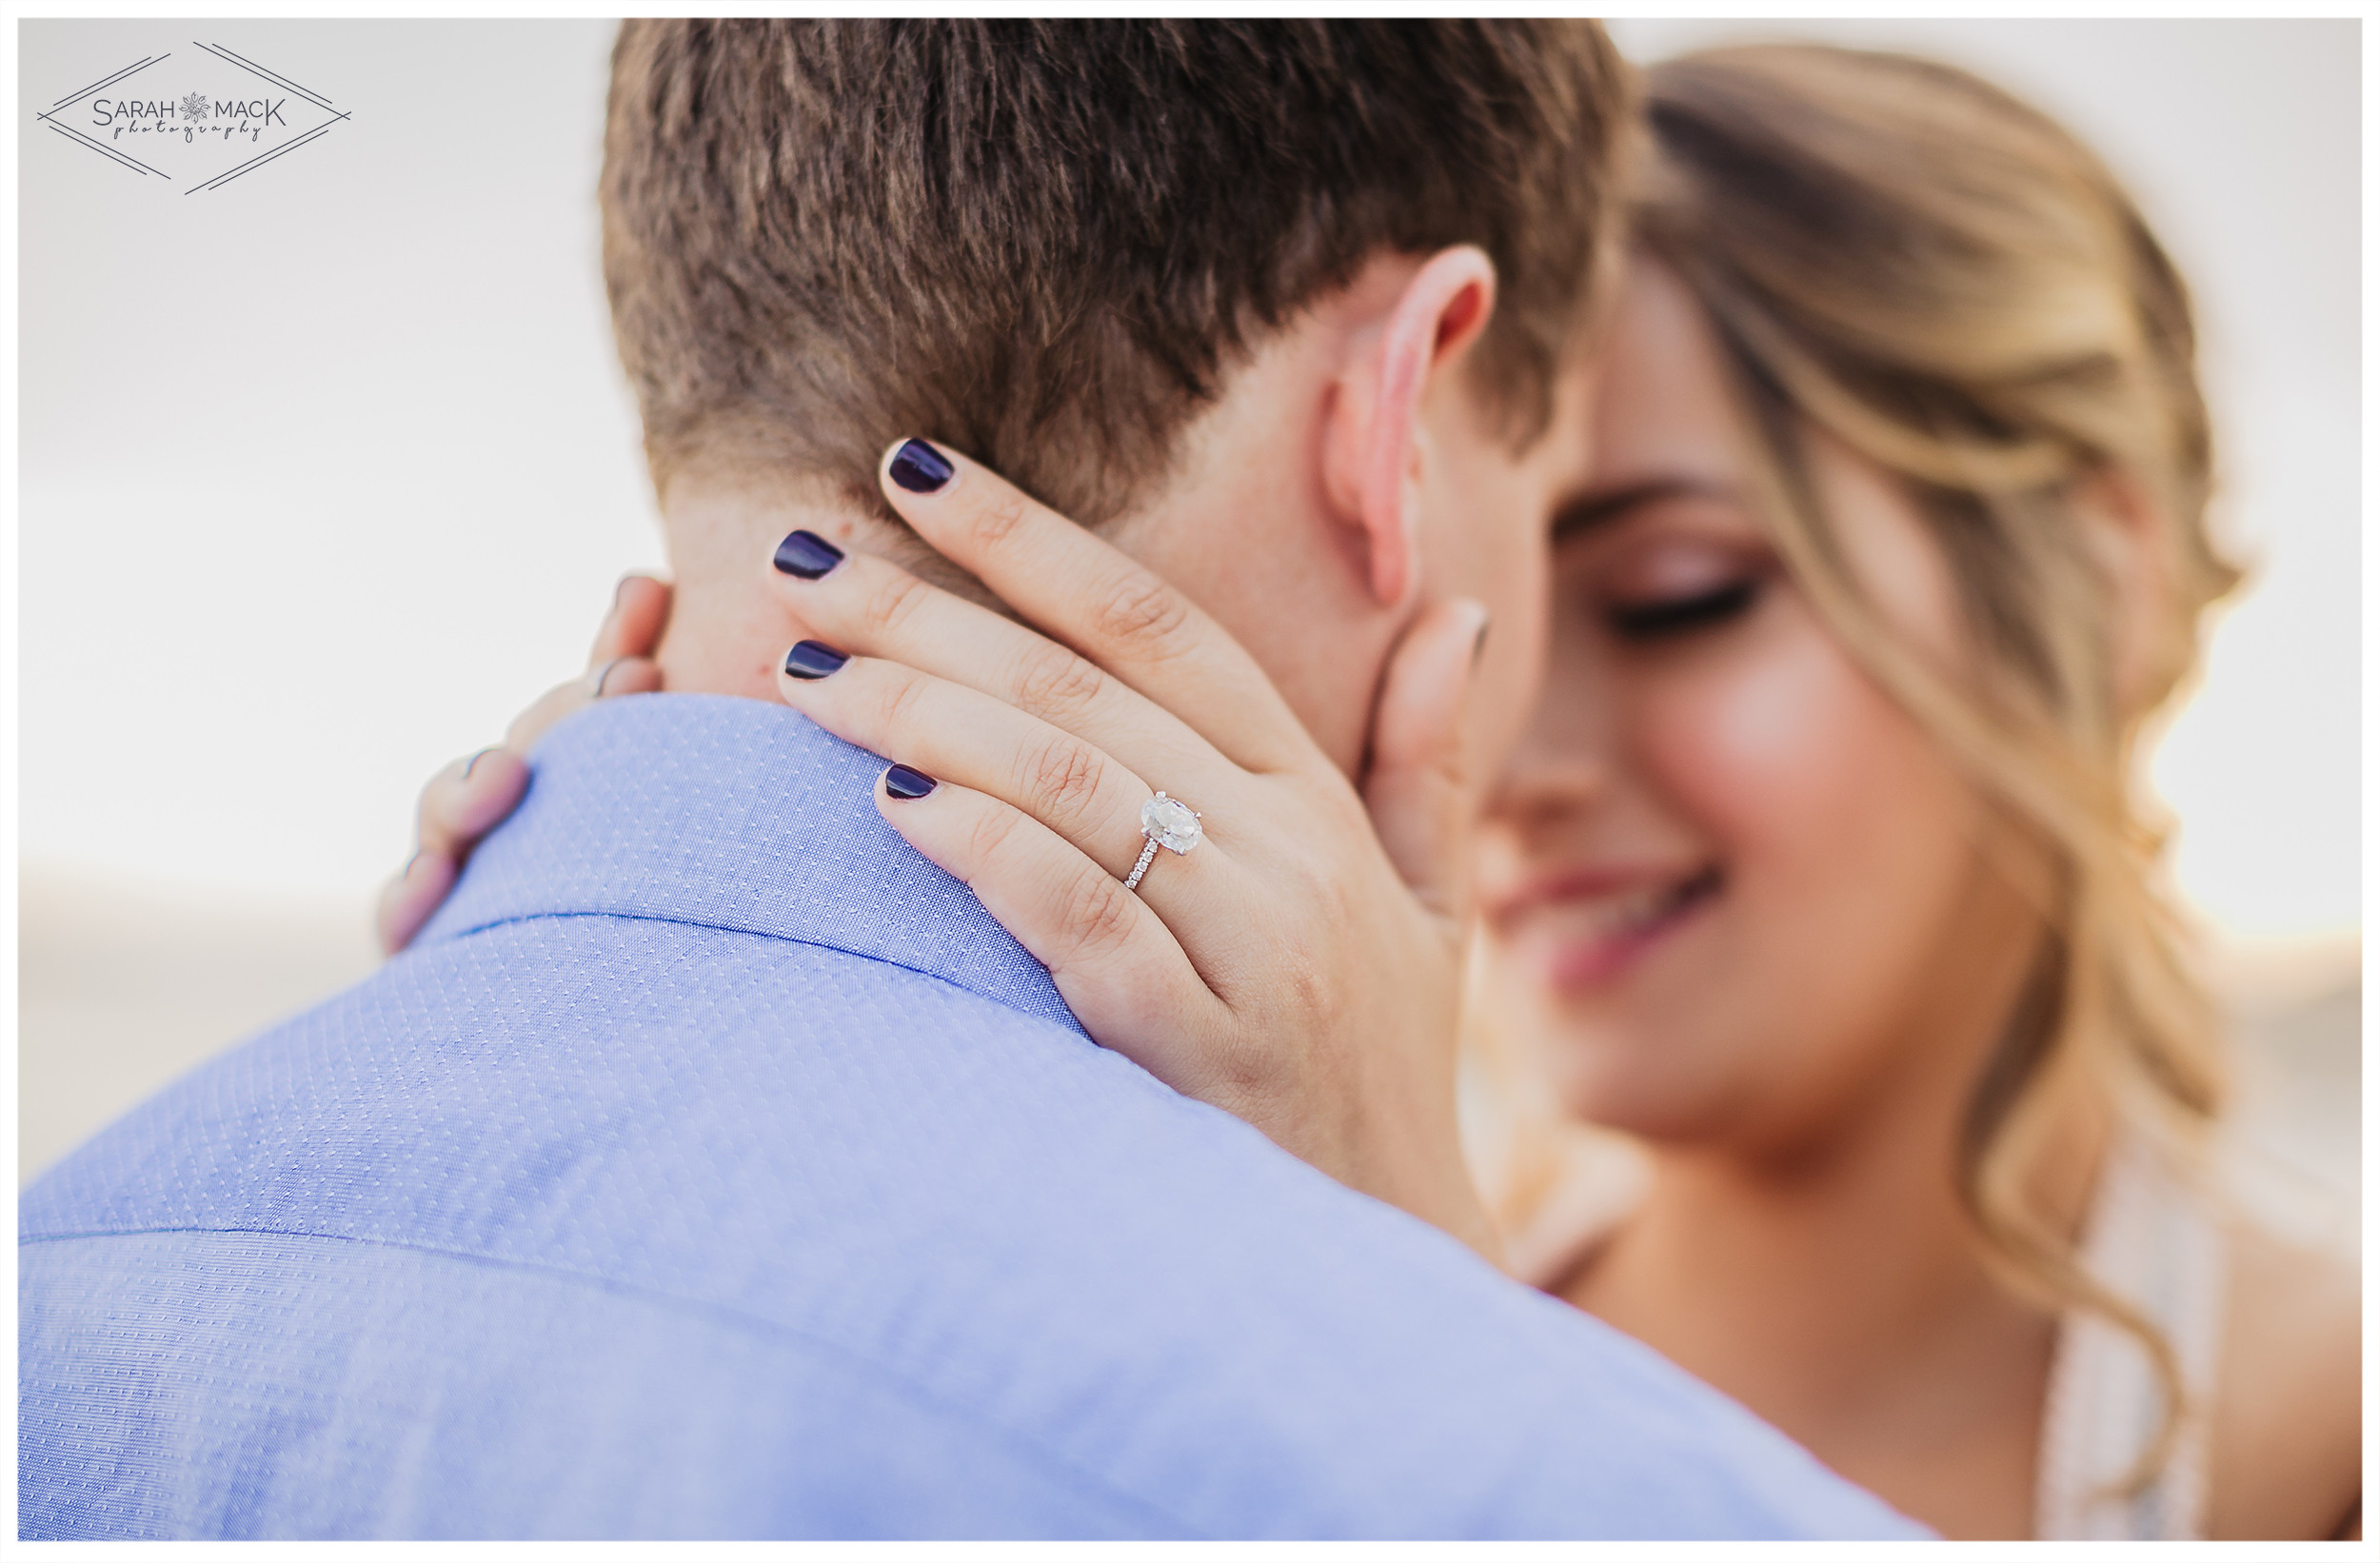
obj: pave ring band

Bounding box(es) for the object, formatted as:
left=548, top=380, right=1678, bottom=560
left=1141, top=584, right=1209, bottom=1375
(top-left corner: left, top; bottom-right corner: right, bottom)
left=1123, top=791, right=1203, bottom=892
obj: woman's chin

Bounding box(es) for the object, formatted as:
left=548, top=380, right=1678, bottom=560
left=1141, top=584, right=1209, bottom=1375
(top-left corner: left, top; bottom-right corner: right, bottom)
left=1539, top=1020, right=1742, bottom=1144
left=1492, top=907, right=1761, bottom=1138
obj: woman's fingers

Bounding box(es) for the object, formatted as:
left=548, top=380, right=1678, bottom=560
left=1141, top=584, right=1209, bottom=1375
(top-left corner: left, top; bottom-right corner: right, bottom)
left=589, top=573, right=673, bottom=664
left=381, top=575, right=672, bottom=957
left=766, top=532, right=1238, bottom=804
left=383, top=664, right=643, bottom=957
left=873, top=440, right=1317, bottom=777
left=501, top=656, right=663, bottom=754
left=1361, top=597, right=1492, bottom=923
left=869, top=768, right=1226, bottom=1084
left=420, top=746, right=532, bottom=859
left=775, top=642, right=1248, bottom=944
left=376, top=847, right=458, bottom=956
left=532, top=572, right=669, bottom=748
left=506, top=573, right=671, bottom=758
left=378, top=745, right=526, bottom=954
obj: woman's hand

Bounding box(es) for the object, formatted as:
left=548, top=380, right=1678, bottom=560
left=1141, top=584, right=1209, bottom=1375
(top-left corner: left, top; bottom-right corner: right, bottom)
left=767, top=442, right=1500, bottom=1257
left=375, top=574, right=671, bottom=955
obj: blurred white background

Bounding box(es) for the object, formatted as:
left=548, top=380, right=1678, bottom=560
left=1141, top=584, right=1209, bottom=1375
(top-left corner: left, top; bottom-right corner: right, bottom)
left=17, top=22, right=2362, bottom=1223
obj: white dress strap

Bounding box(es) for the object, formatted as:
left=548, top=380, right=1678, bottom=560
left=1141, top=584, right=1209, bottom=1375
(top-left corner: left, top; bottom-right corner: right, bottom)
left=2033, top=1136, right=2228, bottom=1539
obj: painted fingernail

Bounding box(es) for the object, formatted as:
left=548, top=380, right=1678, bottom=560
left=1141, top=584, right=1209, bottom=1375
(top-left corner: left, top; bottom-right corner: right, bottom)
left=888, top=439, right=953, bottom=494
left=883, top=763, right=938, bottom=800
left=783, top=640, right=850, bottom=680
left=772, top=528, right=844, bottom=579
left=462, top=745, right=500, bottom=780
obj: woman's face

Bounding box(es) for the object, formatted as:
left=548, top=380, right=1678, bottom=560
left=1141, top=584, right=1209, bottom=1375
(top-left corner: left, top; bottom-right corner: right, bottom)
left=1478, top=259, right=2042, bottom=1152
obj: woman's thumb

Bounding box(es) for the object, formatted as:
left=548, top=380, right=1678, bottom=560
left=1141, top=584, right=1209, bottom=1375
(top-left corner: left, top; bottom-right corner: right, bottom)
left=1362, top=596, right=1491, bottom=922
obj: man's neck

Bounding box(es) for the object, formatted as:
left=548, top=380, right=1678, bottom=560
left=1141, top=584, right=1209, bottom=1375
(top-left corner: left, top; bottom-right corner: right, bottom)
left=646, top=418, right=1396, bottom=780
left=651, top=481, right=967, bottom=702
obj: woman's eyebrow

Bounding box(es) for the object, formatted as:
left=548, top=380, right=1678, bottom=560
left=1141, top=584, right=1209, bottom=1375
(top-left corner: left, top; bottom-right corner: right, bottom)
left=1550, top=477, right=1734, bottom=543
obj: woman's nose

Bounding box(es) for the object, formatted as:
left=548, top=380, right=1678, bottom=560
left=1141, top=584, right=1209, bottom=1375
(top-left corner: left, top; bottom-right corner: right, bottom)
left=1490, top=722, right=1612, bottom=837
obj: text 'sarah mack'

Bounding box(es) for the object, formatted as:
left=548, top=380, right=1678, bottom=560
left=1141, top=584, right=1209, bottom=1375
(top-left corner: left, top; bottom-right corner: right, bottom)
left=89, top=98, right=288, bottom=142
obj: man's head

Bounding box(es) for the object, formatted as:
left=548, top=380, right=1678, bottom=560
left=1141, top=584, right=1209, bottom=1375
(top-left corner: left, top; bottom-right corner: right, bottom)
left=605, top=20, right=1632, bottom=774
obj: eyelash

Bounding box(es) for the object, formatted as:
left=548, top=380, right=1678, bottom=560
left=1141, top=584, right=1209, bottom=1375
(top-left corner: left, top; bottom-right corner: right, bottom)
left=1602, top=579, right=1760, bottom=642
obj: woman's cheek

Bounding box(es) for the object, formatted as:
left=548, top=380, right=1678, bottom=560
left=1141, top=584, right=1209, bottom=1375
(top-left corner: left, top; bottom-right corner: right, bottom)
left=1628, top=618, right=1946, bottom=1123
left=1635, top=616, right=1883, bottom=866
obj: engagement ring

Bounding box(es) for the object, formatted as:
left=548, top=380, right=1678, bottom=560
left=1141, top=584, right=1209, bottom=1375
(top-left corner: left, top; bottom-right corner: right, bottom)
left=1123, top=791, right=1202, bottom=892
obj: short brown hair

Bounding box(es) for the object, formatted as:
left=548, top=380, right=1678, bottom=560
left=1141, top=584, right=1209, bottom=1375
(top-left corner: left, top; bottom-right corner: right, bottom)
left=601, top=20, right=1632, bottom=523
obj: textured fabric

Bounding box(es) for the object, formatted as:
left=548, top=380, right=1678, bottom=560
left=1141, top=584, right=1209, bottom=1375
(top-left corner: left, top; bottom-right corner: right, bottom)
left=22, top=693, right=1923, bottom=1540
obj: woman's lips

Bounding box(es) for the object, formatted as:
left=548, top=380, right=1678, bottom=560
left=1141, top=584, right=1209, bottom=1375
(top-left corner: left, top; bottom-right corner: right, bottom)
left=1502, top=863, right=1724, bottom=992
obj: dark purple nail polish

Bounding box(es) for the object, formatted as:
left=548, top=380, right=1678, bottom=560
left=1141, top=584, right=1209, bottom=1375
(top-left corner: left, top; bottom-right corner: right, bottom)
left=888, top=439, right=953, bottom=494
left=783, top=640, right=850, bottom=680
left=773, top=528, right=844, bottom=580
left=883, top=763, right=938, bottom=800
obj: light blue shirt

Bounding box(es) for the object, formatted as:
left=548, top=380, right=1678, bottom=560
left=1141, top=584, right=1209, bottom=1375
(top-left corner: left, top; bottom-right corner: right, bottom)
left=21, top=693, right=1922, bottom=1539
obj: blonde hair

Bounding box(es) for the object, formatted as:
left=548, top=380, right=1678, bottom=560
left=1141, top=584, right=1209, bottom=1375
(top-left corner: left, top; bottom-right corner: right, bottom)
left=1484, top=43, right=2242, bottom=1485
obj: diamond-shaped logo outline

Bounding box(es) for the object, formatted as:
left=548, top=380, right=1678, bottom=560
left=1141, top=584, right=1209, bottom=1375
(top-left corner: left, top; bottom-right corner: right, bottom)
left=30, top=40, right=352, bottom=192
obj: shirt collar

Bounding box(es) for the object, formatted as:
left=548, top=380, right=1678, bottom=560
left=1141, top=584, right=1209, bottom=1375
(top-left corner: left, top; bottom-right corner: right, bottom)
left=416, top=692, right=1083, bottom=1035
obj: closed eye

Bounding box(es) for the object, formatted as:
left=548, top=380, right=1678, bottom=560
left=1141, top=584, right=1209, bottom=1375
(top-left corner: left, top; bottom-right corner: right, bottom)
left=1604, top=580, right=1760, bottom=641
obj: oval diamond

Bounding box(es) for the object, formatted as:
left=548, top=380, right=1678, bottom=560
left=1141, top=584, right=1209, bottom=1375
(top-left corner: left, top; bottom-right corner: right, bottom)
left=1140, top=792, right=1202, bottom=854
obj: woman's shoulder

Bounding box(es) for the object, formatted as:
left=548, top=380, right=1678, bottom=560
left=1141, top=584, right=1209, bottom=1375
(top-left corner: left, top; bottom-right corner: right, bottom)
left=2208, top=1217, right=2361, bottom=1539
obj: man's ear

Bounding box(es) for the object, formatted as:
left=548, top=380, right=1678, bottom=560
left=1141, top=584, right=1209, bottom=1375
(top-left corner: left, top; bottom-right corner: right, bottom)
left=1322, top=246, right=1498, bottom=609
